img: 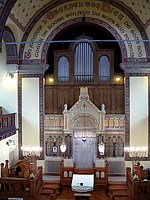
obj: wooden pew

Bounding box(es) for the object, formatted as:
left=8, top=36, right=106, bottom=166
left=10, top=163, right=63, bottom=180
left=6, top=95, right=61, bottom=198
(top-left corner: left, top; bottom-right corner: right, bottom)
left=0, top=160, right=43, bottom=200
left=126, top=167, right=150, bottom=200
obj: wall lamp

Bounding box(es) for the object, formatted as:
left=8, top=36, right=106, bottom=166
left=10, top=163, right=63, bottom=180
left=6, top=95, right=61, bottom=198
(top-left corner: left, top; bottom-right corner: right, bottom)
left=45, top=73, right=54, bottom=85
left=6, top=139, right=15, bottom=146
left=114, top=74, right=124, bottom=84
left=60, top=138, right=67, bottom=154
left=8, top=73, right=14, bottom=79
left=6, top=64, right=18, bottom=79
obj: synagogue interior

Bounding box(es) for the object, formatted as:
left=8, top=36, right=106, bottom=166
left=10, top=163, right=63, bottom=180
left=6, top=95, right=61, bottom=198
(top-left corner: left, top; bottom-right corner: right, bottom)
left=0, top=0, right=150, bottom=199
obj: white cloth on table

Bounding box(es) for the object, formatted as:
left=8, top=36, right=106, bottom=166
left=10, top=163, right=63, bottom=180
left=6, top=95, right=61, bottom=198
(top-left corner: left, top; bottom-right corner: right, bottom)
left=71, top=174, right=94, bottom=192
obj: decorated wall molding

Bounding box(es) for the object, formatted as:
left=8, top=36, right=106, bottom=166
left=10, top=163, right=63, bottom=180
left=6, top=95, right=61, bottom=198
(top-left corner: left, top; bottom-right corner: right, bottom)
left=120, top=62, right=150, bottom=74
left=18, top=64, right=49, bottom=74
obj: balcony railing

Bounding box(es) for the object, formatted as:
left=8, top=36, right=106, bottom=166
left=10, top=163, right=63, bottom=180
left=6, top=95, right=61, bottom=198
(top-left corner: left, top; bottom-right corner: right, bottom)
left=0, top=113, right=16, bottom=140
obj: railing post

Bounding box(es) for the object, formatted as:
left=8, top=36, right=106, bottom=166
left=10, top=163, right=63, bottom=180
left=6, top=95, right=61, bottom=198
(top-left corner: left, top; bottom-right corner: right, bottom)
left=1, top=163, right=4, bottom=177
left=29, top=179, right=35, bottom=197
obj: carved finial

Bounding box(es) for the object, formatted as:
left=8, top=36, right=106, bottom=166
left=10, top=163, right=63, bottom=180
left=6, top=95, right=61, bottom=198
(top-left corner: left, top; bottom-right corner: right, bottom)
left=80, top=87, right=88, bottom=95
left=64, top=104, right=68, bottom=111
left=101, top=104, right=106, bottom=113
left=79, top=87, right=89, bottom=100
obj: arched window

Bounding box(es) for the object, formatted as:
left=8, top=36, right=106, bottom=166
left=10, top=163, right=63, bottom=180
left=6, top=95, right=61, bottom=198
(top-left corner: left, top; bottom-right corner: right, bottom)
left=74, top=41, right=93, bottom=82
left=58, top=56, right=69, bottom=82
left=99, top=55, right=110, bottom=81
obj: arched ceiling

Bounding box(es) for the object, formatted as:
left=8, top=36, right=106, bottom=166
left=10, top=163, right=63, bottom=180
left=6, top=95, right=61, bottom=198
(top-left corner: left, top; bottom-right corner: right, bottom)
left=0, top=0, right=149, bottom=61
left=3, top=0, right=150, bottom=31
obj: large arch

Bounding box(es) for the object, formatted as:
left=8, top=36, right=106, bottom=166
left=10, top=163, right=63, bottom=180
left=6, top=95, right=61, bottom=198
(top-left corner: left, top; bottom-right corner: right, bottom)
left=0, top=1, right=149, bottom=57
left=18, top=0, right=149, bottom=63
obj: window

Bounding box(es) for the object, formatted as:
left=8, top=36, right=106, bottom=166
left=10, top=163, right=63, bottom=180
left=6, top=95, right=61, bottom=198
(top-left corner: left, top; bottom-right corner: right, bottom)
left=58, top=56, right=69, bottom=82
left=74, top=41, right=93, bottom=82
left=99, top=55, right=110, bottom=81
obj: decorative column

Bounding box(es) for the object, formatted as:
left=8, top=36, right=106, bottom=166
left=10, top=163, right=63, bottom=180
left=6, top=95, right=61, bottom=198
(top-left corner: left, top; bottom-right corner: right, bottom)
left=64, top=134, right=72, bottom=158
left=96, top=134, right=101, bottom=159
left=18, top=64, right=49, bottom=159
left=63, top=104, right=69, bottom=131
left=120, top=62, right=150, bottom=161
left=101, top=104, right=106, bottom=131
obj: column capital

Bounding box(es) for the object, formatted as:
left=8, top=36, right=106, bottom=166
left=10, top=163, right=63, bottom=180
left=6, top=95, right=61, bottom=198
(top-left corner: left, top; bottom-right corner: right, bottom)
left=18, top=64, right=49, bottom=75
left=120, top=62, right=150, bottom=74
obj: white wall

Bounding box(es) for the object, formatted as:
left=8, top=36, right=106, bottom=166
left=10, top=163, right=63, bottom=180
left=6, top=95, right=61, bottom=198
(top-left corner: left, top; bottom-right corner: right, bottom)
left=0, top=43, right=19, bottom=167
left=0, top=44, right=18, bottom=115
left=130, top=76, right=148, bottom=152
left=22, top=78, right=40, bottom=146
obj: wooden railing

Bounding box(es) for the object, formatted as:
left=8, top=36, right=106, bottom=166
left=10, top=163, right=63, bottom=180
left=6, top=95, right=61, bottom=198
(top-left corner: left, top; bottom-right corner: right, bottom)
left=60, top=160, right=76, bottom=186
left=126, top=167, right=150, bottom=200
left=60, top=160, right=108, bottom=189
left=93, top=161, right=108, bottom=187
left=0, top=167, right=43, bottom=200
left=0, top=113, right=16, bottom=140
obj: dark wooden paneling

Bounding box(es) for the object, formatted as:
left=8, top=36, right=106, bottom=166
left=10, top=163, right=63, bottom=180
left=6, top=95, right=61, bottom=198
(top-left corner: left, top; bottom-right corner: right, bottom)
left=116, top=88, right=123, bottom=113
left=110, top=87, right=116, bottom=113
left=88, top=88, right=94, bottom=103
left=74, top=87, right=80, bottom=105
left=58, top=89, right=65, bottom=113
left=93, top=88, right=100, bottom=109
left=45, top=85, right=125, bottom=114
left=45, top=87, right=54, bottom=114
left=102, top=87, right=111, bottom=114
left=53, top=89, right=58, bottom=114
left=69, top=88, right=75, bottom=109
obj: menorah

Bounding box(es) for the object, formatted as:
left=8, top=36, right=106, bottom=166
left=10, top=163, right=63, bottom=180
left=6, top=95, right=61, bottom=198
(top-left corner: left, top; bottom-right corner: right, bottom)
left=21, top=146, right=42, bottom=160
left=124, top=146, right=147, bottom=175
left=21, top=146, right=42, bottom=157
left=21, top=146, right=42, bottom=174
